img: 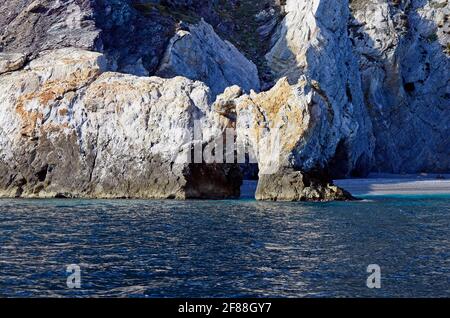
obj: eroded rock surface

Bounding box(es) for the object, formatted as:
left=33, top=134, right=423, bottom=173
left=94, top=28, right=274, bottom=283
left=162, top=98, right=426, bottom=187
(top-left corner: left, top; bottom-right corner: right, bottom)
left=0, top=0, right=448, bottom=201
left=256, top=169, right=354, bottom=202
left=221, top=0, right=374, bottom=201
left=0, top=48, right=242, bottom=199
left=265, top=0, right=375, bottom=178
left=349, top=0, right=450, bottom=173
left=156, top=19, right=260, bottom=98
left=0, top=53, right=27, bottom=75
left=234, top=77, right=363, bottom=201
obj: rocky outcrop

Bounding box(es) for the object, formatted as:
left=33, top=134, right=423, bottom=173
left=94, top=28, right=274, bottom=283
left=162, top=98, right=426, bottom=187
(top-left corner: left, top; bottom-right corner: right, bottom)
left=349, top=0, right=450, bottom=173
left=0, top=0, right=448, bottom=201
left=246, top=0, right=373, bottom=188
left=223, top=0, right=373, bottom=201
left=156, top=19, right=260, bottom=98
left=0, top=48, right=242, bottom=199
left=256, top=169, right=354, bottom=202
left=233, top=77, right=359, bottom=201
left=265, top=0, right=375, bottom=179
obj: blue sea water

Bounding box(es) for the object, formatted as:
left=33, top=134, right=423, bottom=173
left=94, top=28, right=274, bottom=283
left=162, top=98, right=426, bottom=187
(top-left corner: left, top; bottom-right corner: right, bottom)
left=0, top=193, right=449, bottom=298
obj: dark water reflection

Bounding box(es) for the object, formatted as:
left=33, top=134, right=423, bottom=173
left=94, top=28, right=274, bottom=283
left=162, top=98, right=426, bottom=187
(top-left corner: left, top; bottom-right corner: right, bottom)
left=0, top=196, right=449, bottom=297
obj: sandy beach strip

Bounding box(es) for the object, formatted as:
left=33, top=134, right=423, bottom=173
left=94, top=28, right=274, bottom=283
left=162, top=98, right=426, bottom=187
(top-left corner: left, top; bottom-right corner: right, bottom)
left=334, top=173, right=450, bottom=196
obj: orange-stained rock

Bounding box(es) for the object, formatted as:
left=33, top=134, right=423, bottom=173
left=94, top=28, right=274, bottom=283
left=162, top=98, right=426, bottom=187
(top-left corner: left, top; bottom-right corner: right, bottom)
left=0, top=48, right=242, bottom=199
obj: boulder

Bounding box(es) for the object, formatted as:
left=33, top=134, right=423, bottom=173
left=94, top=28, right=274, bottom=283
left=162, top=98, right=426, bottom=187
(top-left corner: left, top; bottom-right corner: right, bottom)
left=256, top=169, right=354, bottom=202
left=0, top=53, right=27, bottom=75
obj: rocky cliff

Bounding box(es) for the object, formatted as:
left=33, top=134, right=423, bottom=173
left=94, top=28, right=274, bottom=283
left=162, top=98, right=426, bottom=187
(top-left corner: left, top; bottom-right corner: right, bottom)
left=0, top=48, right=242, bottom=198
left=0, top=0, right=448, bottom=201
left=349, top=0, right=450, bottom=173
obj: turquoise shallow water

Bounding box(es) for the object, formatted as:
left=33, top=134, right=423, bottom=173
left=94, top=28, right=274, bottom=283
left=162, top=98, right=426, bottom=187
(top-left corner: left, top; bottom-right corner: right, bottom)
left=0, top=195, right=449, bottom=297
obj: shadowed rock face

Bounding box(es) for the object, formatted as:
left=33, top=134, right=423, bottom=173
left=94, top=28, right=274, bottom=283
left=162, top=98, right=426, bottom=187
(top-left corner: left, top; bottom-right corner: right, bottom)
left=0, top=0, right=189, bottom=75
left=349, top=0, right=450, bottom=174
left=265, top=0, right=449, bottom=177
left=0, top=0, right=101, bottom=59
left=264, top=0, right=375, bottom=179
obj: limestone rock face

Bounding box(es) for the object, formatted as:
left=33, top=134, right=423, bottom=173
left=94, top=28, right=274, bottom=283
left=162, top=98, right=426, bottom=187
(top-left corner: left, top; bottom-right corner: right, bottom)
left=156, top=20, right=260, bottom=98
left=264, top=0, right=375, bottom=177
left=228, top=0, right=377, bottom=201
left=234, top=77, right=362, bottom=201
left=0, top=48, right=242, bottom=199
left=265, top=0, right=449, bottom=177
left=349, top=0, right=450, bottom=173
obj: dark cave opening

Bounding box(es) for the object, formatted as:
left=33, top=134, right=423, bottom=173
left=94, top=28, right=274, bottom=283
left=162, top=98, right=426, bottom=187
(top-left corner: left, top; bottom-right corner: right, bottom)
left=404, top=82, right=416, bottom=93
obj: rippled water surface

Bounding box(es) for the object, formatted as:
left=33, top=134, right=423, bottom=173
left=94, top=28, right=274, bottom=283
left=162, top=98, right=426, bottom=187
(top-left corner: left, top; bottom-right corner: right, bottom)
left=1, top=195, right=449, bottom=297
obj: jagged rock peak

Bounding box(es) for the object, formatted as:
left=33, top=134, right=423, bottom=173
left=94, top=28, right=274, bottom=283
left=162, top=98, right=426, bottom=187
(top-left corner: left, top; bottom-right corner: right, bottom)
left=156, top=19, right=261, bottom=98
